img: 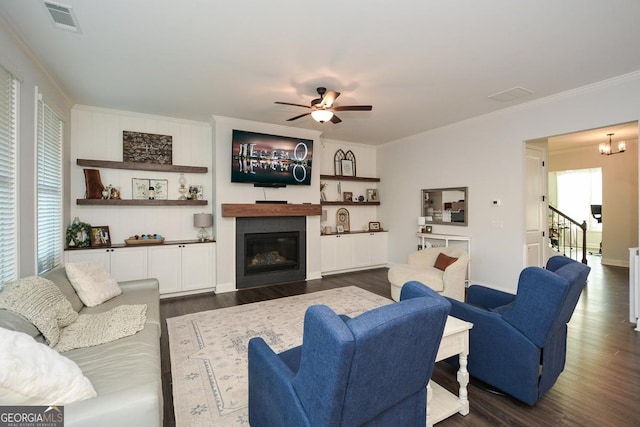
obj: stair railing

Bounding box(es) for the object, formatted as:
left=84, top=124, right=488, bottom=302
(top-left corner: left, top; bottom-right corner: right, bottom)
left=548, top=205, right=587, bottom=264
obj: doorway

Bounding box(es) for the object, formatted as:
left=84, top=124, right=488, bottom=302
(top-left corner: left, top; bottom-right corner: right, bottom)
left=526, top=121, right=639, bottom=267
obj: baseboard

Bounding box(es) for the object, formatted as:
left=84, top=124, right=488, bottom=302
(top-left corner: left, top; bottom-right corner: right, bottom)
left=601, top=258, right=629, bottom=268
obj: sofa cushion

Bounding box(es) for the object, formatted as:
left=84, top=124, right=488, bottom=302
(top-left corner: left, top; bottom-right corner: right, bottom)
left=0, top=276, right=78, bottom=346
left=0, top=328, right=96, bottom=405
left=434, top=253, right=458, bottom=271
left=0, top=309, right=43, bottom=342
left=65, top=262, right=122, bottom=307
left=388, top=264, right=445, bottom=292
left=42, top=267, right=85, bottom=312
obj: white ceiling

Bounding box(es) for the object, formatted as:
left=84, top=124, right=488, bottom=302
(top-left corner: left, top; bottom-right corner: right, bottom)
left=2, top=1, right=640, bottom=145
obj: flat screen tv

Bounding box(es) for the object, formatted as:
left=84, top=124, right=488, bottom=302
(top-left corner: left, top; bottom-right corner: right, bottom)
left=231, top=130, right=313, bottom=186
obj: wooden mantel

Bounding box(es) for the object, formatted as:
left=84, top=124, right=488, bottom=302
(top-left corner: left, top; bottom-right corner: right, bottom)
left=221, top=203, right=322, bottom=218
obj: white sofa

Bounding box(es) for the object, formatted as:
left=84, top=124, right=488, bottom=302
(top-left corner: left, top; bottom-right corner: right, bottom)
left=0, top=267, right=163, bottom=427
left=388, top=247, right=469, bottom=302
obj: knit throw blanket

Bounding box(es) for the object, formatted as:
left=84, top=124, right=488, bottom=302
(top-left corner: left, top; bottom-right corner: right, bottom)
left=0, top=276, right=146, bottom=352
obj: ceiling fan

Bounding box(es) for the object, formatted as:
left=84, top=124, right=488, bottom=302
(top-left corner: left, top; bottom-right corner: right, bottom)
left=275, top=87, right=373, bottom=124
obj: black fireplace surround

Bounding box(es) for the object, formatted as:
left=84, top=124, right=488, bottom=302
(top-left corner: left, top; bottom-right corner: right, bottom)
left=236, top=217, right=306, bottom=289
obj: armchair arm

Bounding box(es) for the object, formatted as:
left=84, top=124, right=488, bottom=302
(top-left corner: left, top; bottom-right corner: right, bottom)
left=400, top=280, right=448, bottom=302
left=467, top=285, right=516, bottom=310
left=248, top=338, right=310, bottom=427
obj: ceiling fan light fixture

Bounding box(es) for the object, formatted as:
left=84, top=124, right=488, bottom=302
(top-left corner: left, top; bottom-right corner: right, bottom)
left=311, top=109, right=334, bottom=123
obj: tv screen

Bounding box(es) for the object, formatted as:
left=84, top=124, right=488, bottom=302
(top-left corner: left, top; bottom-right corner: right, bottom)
left=231, top=130, right=313, bottom=186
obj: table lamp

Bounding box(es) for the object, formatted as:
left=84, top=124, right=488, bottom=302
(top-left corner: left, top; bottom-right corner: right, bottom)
left=194, top=213, right=213, bottom=242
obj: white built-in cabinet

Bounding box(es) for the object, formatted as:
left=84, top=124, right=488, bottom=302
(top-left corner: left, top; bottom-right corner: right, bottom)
left=65, top=241, right=215, bottom=296
left=321, top=232, right=388, bottom=274
left=147, top=243, right=214, bottom=295
left=64, top=246, right=148, bottom=283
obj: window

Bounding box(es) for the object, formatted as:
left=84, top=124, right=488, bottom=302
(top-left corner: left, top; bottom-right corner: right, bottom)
left=0, top=64, right=18, bottom=284
left=37, top=90, right=63, bottom=274
left=555, top=167, right=602, bottom=232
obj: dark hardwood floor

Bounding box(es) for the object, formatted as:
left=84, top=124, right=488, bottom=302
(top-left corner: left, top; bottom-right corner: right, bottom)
left=160, top=258, right=639, bottom=426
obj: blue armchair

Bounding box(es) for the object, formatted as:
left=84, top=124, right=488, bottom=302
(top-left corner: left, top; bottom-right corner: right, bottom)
left=446, top=256, right=590, bottom=405
left=248, top=282, right=451, bottom=426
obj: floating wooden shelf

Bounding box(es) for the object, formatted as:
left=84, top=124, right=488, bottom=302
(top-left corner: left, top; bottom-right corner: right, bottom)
left=320, top=174, right=380, bottom=182
left=321, top=201, right=380, bottom=206
left=221, top=203, right=321, bottom=217
left=77, top=159, right=208, bottom=173
left=77, top=199, right=207, bottom=206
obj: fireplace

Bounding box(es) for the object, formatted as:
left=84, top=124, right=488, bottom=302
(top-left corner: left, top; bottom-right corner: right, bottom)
left=236, top=217, right=306, bottom=289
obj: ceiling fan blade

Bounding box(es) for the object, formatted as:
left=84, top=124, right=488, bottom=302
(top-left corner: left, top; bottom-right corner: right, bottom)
left=275, top=101, right=311, bottom=109
left=330, top=114, right=342, bottom=124
left=287, top=112, right=311, bottom=121
left=319, top=90, right=340, bottom=108
left=332, top=105, right=373, bottom=111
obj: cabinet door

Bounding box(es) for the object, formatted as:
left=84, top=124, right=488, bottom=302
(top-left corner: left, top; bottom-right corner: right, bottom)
left=110, top=247, right=148, bottom=282
left=148, top=245, right=181, bottom=294
left=351, top=234, right=371, bottom=268
left=321, top=235, right=338, bottom=272
left=335, top=235, right=354, bottom=271
left=65, top=249, right=110, bottom=266
left=181, top=243, right=214, bottom=291
left=369, top=232, right=388, bottom=266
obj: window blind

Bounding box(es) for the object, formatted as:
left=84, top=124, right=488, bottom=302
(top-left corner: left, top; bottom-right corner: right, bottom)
left=37, top=92, right=63, bottom=274
left=0, top=64, right=18, bottom=284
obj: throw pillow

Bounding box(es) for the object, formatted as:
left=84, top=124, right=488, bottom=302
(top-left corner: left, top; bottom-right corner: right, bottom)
left=434, top=253, right=458, bottom=271
left=0, top=328, right=97, bottom=405
left=65, top=262, right=122, bottom=307
left=0, top=276, right=78, bottom=347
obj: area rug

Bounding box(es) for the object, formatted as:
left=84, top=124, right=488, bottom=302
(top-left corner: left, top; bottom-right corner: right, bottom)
left=167, top=286, right=392, bottom=426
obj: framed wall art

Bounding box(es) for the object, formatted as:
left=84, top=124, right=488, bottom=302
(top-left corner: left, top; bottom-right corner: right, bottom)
left=341, top=159, right=354, bottom=177
left=132, top=178, right=149, bottom=200
left=149, top=179, right=168, bottom=200
left=123, top=131, right=172, bottom=165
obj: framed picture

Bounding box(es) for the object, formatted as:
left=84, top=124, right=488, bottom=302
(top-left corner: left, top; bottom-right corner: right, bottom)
left=343, top=191, right=353, bottom=202
left=90, top=226, right=111, bottom=247
left=189, top=184, right=203, bottom=200
left=341, top=159, right=354, bottom=177
left=336, top=225, right=345, bottom=233
left=132, top=178, right=149, bottom=200
left=366, top=188, right=379, bottom=202
left=149, top=179, right=168, bottom=200
left=368, top=221, right=381, bottom=231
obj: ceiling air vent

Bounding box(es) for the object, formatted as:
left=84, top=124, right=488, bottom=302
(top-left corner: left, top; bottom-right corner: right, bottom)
left=44, top=1, right=80, bottom=33
left=488, top=86, right=533, bottom=102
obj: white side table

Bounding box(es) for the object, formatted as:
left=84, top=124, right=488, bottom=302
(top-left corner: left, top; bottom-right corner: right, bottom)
left=427, top=316, right=473, bottom=426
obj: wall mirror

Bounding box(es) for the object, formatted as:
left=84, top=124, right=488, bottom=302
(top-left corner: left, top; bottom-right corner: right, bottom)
left=421, top=187, right=468, bottom=226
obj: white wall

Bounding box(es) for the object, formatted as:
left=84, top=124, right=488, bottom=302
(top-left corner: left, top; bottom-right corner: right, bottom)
left=378, top=72, right=640, bottom=293
left=548, top=141, right=639, bottom=266
left=0, top=15, right=73, bottom=277
left=70, top=106, right=213, bottom=243
left=211, top=116, right=322, bottom=292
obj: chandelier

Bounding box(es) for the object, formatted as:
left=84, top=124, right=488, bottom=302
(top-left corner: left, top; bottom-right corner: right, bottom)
left=599, top=133, right=626, bottom=156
